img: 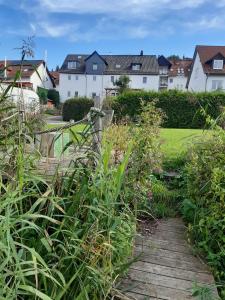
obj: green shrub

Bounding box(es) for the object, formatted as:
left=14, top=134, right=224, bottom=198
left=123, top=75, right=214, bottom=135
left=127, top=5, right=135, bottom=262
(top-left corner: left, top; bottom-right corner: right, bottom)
left=113, top=90, right=225, bottom=128
left=47, top=89, right=60, bottom=107
left=182, top=130, right=225, bottom=298
left=62, top=97, right=94, bottom=121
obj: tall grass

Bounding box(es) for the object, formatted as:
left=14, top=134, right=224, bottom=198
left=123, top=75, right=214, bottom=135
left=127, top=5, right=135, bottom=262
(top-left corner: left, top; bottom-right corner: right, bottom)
left=0, top=47, right=136, bottom=299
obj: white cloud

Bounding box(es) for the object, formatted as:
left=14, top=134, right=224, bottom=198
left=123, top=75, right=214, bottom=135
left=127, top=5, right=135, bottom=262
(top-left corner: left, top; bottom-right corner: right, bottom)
left=185, top=16, right=225, bottom=30
left=37, top=0, right=207, bottom=16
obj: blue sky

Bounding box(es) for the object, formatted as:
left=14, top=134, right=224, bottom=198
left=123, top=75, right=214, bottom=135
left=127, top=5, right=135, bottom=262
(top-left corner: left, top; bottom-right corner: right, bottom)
left=1, top=0, right=225, bottom=69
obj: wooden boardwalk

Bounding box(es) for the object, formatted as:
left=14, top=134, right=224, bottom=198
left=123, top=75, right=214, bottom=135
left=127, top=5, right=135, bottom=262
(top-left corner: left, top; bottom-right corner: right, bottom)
left=117, top=218, right=218, bottom=300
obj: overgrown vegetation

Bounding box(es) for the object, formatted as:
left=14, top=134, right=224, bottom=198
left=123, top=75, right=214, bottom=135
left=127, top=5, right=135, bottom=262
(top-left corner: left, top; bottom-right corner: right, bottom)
left=62, top=97, right=94, bottom=121
left=182, top=121, right=225, bottom=298
left=113, top=90, right=225, bottom=128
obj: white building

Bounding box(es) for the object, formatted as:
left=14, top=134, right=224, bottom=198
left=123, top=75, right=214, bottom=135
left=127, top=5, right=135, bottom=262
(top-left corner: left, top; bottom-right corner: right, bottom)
left=157, top=55, right=192, bottom=91
left=0, top=60, right=55, bottom=92
left=168, top=59, right=192, bottom=91
left=59, top=51, right=159, bottom=102
left=187, top=45, right=225, bottom=92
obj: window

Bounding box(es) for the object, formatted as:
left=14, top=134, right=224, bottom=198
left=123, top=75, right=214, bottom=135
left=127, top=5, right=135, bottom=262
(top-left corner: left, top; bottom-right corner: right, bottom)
left=92, top=92, right=97, bottom=99
left=93, top=75, right=96, bottom=81
left=78, top=55, right=82, bottom=59
left=68, top=61, right=79, bottom=69
left=213, top=60, right=223, bottom=70
left=75, top=75, right=79, bottom=80
left=92, top=63, right=98, bottom=70
left=159, top=67, right=168, bottom=75
left=169, top=78, right=173, bottom=83
left=67, top=91, right=71, bottom=97
left=75, top=91, right=78, bottom=97
left=111, top=76, right=114, bottom=83
left=212, top=80, right=223, bottom=90
left=115, top=64, right=121, bottom=69
left=132, top=64, right=141, bottom=71
left=143, top=76, right=147, bottom=84
left=68, top=75, right=71, bottom=80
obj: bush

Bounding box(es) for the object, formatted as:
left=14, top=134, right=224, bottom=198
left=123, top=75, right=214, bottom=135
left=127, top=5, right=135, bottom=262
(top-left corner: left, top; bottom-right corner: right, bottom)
left=62, top=97, right=94, bottom=121
left=113, top=90, right=225, bottom=128
left=47, top=89, right=60, bottom=107
left=182, top=130, right=225, bottom=298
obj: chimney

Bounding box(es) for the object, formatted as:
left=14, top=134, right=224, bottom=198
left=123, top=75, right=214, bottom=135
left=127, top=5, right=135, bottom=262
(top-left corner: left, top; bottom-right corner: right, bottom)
left=140, top=50, right=143, bottom=56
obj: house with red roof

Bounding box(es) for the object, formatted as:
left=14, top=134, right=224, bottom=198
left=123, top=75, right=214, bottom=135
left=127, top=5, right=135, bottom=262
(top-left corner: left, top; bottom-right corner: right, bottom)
left=187, top=45, right=225, bottom=91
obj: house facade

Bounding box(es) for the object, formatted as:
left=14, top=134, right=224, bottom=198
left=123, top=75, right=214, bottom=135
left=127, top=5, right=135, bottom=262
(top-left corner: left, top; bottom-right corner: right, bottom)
left=59, top=51, right=159, bottom=102
left=168, top=59, right=192, bottom=91
left=187, top=45, right=225, bottom=92
left=0, top=60, right=55, bottom=92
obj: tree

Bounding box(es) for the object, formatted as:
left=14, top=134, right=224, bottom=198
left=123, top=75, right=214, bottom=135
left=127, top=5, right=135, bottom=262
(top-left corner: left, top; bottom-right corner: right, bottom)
left=37, top=87, right=48, bottom=104
left=114, top=75, right=131, bottom=94
left=167, top=55, right=181, bottom=61
left=47, top=89, right=60, bottom=107
left=55, top=65, right=60, bottom=71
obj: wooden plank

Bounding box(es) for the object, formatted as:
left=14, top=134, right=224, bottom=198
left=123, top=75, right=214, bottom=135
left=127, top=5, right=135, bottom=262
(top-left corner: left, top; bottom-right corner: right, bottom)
left=133, top=251, right=210, bottom=273
left=119, top=279, right=193, bottom=300
left=130, top=261, right=214, bottom=283
left=127, top=268, right=199, bottom=291
left=135, top=237, right=192, bottom=254
left=125, top=292, right=161, bottom=300
left=135, top=245, right=201, bottom=264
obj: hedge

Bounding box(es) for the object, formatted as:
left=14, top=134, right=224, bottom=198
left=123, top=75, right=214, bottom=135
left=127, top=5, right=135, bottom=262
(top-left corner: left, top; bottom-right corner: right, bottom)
left=62, top=97, right=94, bottom=121
left=112, top=90, right=225, bottom=128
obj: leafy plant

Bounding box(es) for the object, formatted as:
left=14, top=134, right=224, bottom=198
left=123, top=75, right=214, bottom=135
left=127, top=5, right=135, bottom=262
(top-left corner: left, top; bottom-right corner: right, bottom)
left=62, top=97, right=94, bottom=121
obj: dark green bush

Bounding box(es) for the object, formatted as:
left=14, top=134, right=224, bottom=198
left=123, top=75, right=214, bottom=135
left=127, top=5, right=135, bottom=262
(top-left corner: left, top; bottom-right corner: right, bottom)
left=47, top=89, right=60, bottom=107
left=113, top=90, right=225, bottom=128
left=62, top=97, right=94, bottom=121
left=182, top=131, right=225, bottom=298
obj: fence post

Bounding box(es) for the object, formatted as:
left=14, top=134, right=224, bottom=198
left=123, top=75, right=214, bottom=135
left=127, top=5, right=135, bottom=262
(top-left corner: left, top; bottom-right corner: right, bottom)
left=90, top=96, right=105, bottom=154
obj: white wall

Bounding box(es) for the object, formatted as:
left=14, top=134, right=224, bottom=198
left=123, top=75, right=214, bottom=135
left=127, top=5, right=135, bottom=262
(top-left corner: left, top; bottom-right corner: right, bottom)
left=168, top=75, right=188, bottom=90
left=188, top=53, right=206, bottom=92
left=59, top=73, right=159, bottom=102
left=206, top=75, right=225, bottom=91
left=30, top=63, right=54, bottom=92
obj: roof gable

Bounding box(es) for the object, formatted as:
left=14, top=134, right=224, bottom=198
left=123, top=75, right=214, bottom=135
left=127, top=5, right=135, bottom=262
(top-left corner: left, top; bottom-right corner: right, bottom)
left=84, top=51, right=108, bottom=65
left=158, top=55, right=172, bottom=68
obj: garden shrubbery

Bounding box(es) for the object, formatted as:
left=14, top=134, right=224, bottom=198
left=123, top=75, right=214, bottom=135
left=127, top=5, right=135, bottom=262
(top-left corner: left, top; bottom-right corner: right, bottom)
left=113, top=90, right=225, bottom=128
left=62, top=97, right=94, bottom=121
left=182, top=127, right=225, bottom=298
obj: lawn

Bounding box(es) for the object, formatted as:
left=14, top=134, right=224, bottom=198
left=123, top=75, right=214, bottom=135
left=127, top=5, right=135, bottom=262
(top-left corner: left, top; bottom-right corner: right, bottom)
left=160, top=128, right=206, bottom=160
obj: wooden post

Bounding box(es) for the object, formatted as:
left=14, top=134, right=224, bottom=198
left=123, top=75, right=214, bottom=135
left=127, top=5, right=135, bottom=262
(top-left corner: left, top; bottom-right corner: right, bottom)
left=91, top=96, right=105, bottom=154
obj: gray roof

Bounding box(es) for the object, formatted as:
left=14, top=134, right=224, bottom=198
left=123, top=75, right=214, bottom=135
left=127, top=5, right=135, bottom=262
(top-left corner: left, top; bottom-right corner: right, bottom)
left=60, top=53, right=159, bottom=75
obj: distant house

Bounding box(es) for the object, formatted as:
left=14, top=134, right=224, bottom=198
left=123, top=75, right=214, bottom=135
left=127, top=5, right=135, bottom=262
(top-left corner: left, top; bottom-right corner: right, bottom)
left=168, top=59, right=192, bottom=91
left=50, top=71, right=59, bottom=91
left=157, top=55, right=172, bottom=90
left=0, top=60, right=55, bottom=92
left=187, top=45, right=225, bottom=92
left=59, top=51, right=159, bottom=102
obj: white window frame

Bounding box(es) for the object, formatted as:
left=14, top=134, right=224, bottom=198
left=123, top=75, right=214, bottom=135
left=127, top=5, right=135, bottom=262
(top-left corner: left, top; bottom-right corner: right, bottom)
left=68, top=61, right=78, bottom=69
left=212, top=80, right=223, bottom=90
left=169, top=78, right=173, bottom=83
left=93, top=75, right=97, bottom=81
left=143, top=76, right=147, bottom=84
left=75, top=75, right=79, bottom=80
left=111, top=76, right=114, bottom=83
left=74, top=91, right=78, bottom=97
left=132, top=64, right=141, bottom=71
left=92, top=63, right=98, bottom=71
left=92, top=92, right=97, bottom=99
left=68, top=75, right=71, bottom=80
left=213, top=60, right=223, bottom=70
left=67, top=91, right=71, bottom=97
left=115, top=64, right=121, bottom=69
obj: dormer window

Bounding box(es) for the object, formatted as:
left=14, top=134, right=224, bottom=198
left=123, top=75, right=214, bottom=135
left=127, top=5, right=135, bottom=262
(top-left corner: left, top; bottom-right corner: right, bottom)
left=213, top=59, right=223, bottom=70
left=116, top=64, right=121, bottom=69
left=92, top=63, right=98, bottom=70
left=68, top=61, right=79, bottom=69
left=132, top=63, right=141, bottom=71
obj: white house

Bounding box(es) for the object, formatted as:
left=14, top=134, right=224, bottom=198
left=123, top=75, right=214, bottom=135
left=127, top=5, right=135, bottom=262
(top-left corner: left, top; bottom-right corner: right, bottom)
left=0, top=60, right=55, bottom=92
left=59, top=51, right=159, bottom=102
left=187, top=45, right=225, bottom=92
left=168, top=59, right=192, bottom=91
left=157, top=55, right=192, bottom=91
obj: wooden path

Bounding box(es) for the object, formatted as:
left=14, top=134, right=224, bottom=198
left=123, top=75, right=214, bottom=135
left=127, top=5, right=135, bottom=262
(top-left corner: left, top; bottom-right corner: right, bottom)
left=117, top=218, right=218, bottom=300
